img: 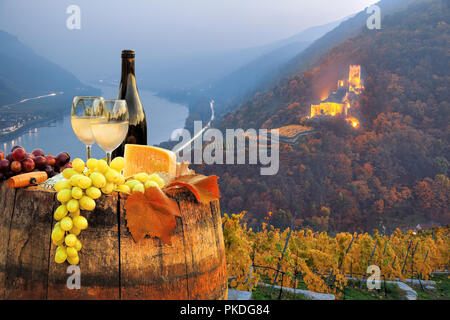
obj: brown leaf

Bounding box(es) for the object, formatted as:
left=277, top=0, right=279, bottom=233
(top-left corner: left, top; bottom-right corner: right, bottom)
left=124, top=187, right=181, bottom=245
left=176, top=161, right=194, bottom=177
left=165, top=174, right=220, bottom=203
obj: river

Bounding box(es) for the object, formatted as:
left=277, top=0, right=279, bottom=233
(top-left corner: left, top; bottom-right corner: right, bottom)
left=0, top=85, right=188, bottom=159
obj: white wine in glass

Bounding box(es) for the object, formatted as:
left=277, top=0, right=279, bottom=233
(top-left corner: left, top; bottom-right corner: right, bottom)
left=91, top=99, right=129, bottom=164
left=71, top=96, right=102, bottom=159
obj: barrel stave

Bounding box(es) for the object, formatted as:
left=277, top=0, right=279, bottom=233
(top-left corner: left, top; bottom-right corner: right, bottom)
left=3, top=187, right=55, bottom=299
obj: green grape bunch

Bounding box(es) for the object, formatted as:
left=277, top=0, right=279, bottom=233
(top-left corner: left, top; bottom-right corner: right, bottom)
left=50, top=156, right=167, bottom=266
left=51, top=156, right=127, bottom=265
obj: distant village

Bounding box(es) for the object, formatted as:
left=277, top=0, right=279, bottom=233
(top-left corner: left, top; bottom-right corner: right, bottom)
left=0, top=112, right=43, bottom=138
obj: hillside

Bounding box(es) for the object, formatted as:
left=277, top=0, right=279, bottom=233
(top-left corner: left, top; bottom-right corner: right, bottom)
left=195, top=0, right=450, bottom=233
left=0, top=30, right=96, bottom=106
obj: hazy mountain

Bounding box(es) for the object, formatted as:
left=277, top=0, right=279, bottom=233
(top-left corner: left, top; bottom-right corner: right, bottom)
left=0, top=30, right=97, bottom=106
left=205, top=19, right=347, bottom=109
left=158, top=17, right=348, bottom=139
left=269, top=0, right=420, bottom=89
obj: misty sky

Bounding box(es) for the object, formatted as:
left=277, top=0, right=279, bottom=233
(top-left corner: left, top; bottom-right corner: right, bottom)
left=0, top=0, right=379, bottom=81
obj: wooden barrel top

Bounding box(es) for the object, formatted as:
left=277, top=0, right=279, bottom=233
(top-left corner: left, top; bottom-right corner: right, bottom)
left=0, top=181, right=228, bottom=300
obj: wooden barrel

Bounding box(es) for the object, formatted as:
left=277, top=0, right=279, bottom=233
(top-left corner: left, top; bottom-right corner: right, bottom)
left=0, top=181, right=228, bottom=300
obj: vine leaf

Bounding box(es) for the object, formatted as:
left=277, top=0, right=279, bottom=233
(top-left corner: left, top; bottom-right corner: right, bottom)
left=124, top=187, right=181, bottom=245
left=165, top=174, right=220, bottom=203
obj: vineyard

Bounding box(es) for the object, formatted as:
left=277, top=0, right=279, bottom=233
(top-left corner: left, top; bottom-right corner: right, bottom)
left=223, top=212, right=450, bottom=298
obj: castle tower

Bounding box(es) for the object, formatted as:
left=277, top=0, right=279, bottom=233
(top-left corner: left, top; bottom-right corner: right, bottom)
left=348, top=65, right=362, bottom=93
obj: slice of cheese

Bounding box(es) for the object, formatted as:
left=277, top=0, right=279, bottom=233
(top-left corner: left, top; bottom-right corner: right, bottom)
left=124, top=144, right=177, bottom=177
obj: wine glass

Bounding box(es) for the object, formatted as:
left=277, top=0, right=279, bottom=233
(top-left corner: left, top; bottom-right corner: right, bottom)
left=91, top=99, right=129, bottom=164
left=71, top=96, right=102, bottom=159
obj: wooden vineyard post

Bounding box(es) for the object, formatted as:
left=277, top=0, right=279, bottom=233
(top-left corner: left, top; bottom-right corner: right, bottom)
left=401, top=240, right=413, bottom=276
left=270, top=212, right=296, bottom=296
left=360, top=242, right=377, bottom=289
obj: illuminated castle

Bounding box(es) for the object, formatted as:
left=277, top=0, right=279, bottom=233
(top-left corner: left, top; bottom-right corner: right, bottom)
left=310, top=65, right=363, bottom=120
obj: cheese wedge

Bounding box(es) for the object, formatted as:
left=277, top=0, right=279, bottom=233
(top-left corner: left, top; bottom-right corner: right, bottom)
left=124, top=144, right=177, bottom=177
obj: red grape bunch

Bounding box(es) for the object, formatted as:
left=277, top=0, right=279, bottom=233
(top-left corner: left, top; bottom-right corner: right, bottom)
left=0, top=146, right=72, bottom=181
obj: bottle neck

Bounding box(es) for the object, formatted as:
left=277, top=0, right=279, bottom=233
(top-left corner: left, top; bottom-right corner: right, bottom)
left=119, top=58, right=136, bottom=97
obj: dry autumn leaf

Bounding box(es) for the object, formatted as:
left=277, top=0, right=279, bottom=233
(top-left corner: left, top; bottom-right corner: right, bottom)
left=124, top=187, right=181, bottom=245
left=165, top=174, right=220, bottom=204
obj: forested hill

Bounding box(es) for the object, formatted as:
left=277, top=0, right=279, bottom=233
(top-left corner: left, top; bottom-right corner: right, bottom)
left=0, top=30, right=97, bottom=105
left=196, top=0, right=450, bottom=233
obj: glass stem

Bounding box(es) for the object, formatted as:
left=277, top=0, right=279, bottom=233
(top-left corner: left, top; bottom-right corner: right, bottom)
left=106, top=152, right=111, bottom=165
left=86, top=145, right=91, bottom=160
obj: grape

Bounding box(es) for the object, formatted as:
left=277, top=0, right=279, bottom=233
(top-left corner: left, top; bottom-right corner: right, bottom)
left=60, top=217, right=73, bottom=231
left=86, top=186, right=102, bottom=199
left=110, top=157, right=125, bottom=172
left=86, top=158, right=98, bottom=170
left=22, top=158, right=35, bottom=172
left=57, top=189, right=72, bottom=203
left=10, top=160, right=22, bottom=173
left=62, top=168, right=76, bottom=180
left=73, top=215, right=88, bottom=230
left=116, top=184, right=131, bottom=194
left=74, top=239, right=82, bottom=251
left=55, top=152, right=70, bottom=167
left=101, top=182, right=115, bottom=194
left=116, top=174, right=126, bottom=186
left=0, top=159, right=10, bottom=173
left=67, top=199, right=80, bottom=213
left=44, top=165, right=54, bottom=177
left=79, top=196, right=96, bottom=211
left=96, top=159, right=109, bottom=174
left=77, top=176, right=92, bottom=189
left=105, top=169, right=120, bottom=183
left=148, top=173, right=165, bottom=188
left=71, top=187, right=83, bottom=200
left=45, top=155, right=56, bottom=167
left=132, top=183, right=145, bottom=194
left=72, top=158, right=85, bottom=173
left=51, top=226, right=65, bottom=241
left=125, top=179, right=141, bottom=189
left=31, top=149, right=45, bottom=157
left=56, top=245, right=67, bottom=254
left=12, top=147, right=27, bottom=162
left=69, top=226, right=81, bottom=236
left=66, top=246, right=78, bottom=258
left=67, top=255, right=79, bottom=265
left=33, top=156, right=47, bottom=169
left=54, top=180, right=71, bottom=192
left=134, top=173, right=149, bottom=183
left=144, top=180, right=159, bottom=189
left=69, top=209, right=80, bottom=218
left=59, top=162, right=72, bottom=171
left=54, top=205, right=68, bottom=221
left=90, top=172, right=107, bottom=188
left=52, top=236, right=65, bottom=246
left=55, top=248, right=68, bottom=264
left=65, top=234, right=77, bottom=247
left=70, top=174, right=83, bottom=187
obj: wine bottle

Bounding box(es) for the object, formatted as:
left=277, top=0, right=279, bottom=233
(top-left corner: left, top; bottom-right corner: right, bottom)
left=112, top=50, right=148, bottom=158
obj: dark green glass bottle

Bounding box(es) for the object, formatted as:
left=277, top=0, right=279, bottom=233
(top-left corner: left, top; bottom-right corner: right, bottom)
left=112, top=50, right=147, bottom=158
